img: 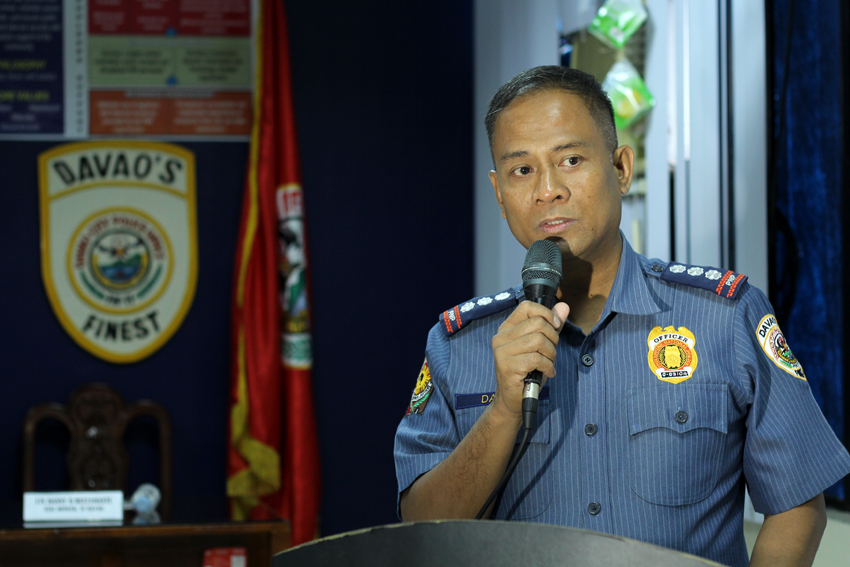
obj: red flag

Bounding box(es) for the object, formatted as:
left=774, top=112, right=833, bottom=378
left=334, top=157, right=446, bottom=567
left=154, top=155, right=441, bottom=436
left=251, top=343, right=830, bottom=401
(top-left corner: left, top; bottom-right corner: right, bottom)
left=228, top=0, right=321, bottom=546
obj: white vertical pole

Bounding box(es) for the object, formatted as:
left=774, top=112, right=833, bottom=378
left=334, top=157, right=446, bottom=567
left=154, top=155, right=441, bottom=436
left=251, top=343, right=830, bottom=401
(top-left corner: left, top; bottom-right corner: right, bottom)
left=64, top=0, right=89, bottom=139
left=643, top=0, right=672, bottom=260
left=731, top=0, right=768, bottom=292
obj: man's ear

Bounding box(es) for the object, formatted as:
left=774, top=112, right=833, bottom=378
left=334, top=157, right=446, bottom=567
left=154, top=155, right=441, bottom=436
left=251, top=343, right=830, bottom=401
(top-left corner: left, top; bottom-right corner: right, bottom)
left=489, top=170, right=507, bottom=219
left=612, top=145, right=635, bottom=195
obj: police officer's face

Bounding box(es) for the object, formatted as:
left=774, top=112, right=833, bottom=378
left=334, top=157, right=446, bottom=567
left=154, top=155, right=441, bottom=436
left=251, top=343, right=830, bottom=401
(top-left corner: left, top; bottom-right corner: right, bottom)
left=488, top=89, right=632, bottom=265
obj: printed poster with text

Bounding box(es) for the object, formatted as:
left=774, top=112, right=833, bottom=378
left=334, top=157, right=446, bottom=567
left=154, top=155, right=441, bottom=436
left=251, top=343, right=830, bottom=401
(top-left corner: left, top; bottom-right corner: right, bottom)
left=0, top=0, right=67, bottom=135
left=0, top=0, right=253, bottom=139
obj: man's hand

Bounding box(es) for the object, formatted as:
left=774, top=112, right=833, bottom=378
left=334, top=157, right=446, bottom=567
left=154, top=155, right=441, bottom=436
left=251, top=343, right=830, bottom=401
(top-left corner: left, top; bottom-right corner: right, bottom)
left=400, top=300, right=569, bottom=521
left=490, top=301, right=570, bottom=421
left=750, top=493, right=827, bottom=567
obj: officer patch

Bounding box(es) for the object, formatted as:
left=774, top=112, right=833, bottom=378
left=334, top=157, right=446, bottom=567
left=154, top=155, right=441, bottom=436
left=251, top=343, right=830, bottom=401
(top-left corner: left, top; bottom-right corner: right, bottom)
left=647, top=326, right=699, bottom=384
left=406, top=359, right=434, bottom=416
left=757, top=315, right=806, bottom=380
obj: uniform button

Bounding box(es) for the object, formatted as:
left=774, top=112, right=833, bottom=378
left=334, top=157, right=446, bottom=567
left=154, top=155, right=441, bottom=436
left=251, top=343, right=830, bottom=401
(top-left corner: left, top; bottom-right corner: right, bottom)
left=675, top=410, right=688, bottom=424
left=581, top=354, right=594, bottom=367
left=584, top=423, right=598, bottom=436
left=652, top=264, right=664, bottom=272
left=588, top=502, right=601, bottom=515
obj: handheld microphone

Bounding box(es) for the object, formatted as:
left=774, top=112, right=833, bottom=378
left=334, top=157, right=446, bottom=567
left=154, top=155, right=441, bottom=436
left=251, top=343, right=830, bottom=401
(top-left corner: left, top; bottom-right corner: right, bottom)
left=520, top=239, right=562, bottom=430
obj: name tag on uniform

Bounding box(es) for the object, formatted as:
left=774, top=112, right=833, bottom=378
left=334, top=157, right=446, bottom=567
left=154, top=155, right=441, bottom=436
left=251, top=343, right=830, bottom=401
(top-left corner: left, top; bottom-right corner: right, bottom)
left=456, top=387, right=549, bottom=409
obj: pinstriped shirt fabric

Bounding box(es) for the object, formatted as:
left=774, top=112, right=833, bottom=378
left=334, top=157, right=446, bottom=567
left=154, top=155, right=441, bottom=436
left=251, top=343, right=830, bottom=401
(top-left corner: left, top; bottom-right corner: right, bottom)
left=394, top=238, right=850, bottom=567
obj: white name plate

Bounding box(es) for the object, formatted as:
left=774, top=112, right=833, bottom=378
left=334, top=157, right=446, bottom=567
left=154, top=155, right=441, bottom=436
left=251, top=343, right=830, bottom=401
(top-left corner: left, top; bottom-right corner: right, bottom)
left=24, top=491, right=124, bottom=522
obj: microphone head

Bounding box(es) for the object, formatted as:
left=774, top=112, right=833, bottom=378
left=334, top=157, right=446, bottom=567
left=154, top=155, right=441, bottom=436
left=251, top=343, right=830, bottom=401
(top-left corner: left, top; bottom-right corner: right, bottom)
left=522, top=239, right=563, bottom=287
left=522, top=240, right=562, bottom=307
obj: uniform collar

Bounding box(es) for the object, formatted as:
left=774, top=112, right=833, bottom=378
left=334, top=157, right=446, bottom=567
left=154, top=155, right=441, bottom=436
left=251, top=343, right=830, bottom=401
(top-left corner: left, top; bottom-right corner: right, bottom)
left=602, top=235, right=663, bottom=317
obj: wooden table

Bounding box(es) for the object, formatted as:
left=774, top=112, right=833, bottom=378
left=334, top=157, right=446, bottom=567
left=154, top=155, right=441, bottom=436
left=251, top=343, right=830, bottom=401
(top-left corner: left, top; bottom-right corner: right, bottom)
left=0, top=521, right=290, bottom=567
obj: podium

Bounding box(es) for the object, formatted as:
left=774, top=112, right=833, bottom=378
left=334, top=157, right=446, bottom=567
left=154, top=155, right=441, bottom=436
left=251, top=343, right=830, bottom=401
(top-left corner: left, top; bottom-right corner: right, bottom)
left=274, top=520, right=723, bottom=567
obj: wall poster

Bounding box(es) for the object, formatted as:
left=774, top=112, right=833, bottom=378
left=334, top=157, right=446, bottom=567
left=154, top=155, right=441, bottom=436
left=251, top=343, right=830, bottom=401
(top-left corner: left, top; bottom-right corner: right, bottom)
left=5, top=0, right=253, bottom=360
left=1, top=0, right=253, bottom=139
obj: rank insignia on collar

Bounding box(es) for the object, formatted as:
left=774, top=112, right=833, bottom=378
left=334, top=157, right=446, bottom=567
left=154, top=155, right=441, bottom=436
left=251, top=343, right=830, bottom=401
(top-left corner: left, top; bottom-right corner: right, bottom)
left=647, top=326, right=699, bottom=384
left=661, top=263, right=747, bottom=300
left=757, top=315, right=806, bottom=380
left=406, top=358, right=434, bottom=416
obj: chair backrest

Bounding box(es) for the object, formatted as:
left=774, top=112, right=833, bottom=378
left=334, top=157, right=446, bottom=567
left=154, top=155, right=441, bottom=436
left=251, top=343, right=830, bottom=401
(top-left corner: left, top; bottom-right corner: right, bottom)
left=22, top=383, right=173, bottom=519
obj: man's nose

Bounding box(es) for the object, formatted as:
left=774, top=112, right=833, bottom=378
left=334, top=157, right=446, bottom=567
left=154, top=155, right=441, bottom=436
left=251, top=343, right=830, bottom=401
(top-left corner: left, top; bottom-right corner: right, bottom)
left=533, top=163, right=568, bottom=203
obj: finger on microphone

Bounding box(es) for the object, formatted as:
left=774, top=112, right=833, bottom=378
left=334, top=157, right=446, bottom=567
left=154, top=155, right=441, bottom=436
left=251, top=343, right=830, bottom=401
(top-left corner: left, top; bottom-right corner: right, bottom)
left=553, top=302, right=570, bottom=331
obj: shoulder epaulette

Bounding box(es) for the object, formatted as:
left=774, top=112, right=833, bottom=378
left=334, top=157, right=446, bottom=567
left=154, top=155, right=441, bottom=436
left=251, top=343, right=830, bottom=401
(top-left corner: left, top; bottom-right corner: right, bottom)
left=440, top=287, right=520, bottom=336
left=658, top=262, right=747, bottom=300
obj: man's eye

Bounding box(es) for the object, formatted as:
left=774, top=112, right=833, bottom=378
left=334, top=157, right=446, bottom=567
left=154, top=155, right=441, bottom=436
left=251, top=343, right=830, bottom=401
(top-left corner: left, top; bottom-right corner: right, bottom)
left=564, top=156, right=581, bottom=166
left=514, top=166, right=532, bottom=176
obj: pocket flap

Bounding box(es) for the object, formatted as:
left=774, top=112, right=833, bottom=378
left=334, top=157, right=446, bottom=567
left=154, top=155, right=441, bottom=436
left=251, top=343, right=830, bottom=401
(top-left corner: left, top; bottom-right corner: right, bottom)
left=628, top=384, right=728, bottom=436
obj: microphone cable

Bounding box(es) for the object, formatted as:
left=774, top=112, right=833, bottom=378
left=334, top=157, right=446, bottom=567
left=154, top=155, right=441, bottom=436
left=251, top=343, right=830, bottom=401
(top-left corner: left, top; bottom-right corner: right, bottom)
left=475, top=423, right=533, bottom=519
left=475, top=239, right=562, bottom=520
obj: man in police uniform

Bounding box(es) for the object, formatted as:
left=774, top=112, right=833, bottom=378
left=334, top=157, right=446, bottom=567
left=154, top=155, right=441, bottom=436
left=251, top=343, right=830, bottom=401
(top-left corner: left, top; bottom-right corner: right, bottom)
left=394, top=66, right=850, bottom=567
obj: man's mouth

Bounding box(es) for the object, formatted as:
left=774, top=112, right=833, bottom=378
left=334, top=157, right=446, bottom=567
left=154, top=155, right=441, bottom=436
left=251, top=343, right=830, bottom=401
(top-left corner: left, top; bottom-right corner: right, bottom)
left=539, top=218, right=573, bottom=233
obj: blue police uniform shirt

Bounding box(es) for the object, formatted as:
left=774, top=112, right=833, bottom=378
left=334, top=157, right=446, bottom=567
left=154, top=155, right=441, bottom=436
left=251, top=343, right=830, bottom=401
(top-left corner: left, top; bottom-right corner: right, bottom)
left=394, top=237, right=850, bottom=567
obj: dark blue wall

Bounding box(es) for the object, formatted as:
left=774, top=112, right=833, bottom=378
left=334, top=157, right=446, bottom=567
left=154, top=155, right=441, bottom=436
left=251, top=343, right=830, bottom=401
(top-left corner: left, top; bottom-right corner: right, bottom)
left=286, top=0, right=474, bottom=534
left=0, top=140, right=247, bottom=521
left=0, top=0, right=473, bottom=534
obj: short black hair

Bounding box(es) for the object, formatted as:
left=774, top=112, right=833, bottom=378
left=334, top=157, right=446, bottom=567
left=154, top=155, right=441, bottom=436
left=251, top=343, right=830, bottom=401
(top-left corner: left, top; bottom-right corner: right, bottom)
left=485, top=66, right=618, bottom=161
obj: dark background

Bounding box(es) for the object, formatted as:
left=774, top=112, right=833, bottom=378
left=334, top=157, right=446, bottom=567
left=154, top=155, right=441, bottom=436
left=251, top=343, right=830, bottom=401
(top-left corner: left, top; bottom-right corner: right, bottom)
left=0, top=0, right=474, bottom=536
left=768, top=0, right=848, bottom=503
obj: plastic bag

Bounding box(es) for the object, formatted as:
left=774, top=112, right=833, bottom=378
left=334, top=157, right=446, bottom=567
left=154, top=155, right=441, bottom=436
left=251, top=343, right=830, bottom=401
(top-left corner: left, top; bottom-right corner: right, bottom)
left=588, top=0, right=648, bottom=49
left=602, top=58, right=655, bottom=130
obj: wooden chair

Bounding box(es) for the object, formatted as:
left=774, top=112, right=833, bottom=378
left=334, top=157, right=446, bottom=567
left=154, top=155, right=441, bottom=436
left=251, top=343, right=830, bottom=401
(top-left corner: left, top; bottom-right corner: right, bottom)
left=22, top=383, right=173, bottom=520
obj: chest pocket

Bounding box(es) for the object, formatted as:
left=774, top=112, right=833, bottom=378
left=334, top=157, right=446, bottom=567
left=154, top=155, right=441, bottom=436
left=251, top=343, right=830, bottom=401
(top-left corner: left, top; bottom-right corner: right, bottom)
left=455, top=400, right=552, bottom=519
left=627, top=384, right=728, bottom=506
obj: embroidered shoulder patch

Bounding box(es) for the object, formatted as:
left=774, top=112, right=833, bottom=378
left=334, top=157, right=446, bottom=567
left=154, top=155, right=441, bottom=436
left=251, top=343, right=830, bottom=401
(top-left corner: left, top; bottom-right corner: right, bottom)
left=757, top=314, right=806, bottom=380
left=440, top=287, right=519, bottom=336
left=406, top=358, right=434, bottom=416
left=661, top=263, right=747, bottom=300
left=646, top=326, right=699, bottom=384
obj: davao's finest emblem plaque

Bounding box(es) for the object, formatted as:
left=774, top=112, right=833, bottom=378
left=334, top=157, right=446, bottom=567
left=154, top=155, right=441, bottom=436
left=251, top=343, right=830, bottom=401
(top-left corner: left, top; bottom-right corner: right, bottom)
left=39, top=142, right=197, bottom=363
